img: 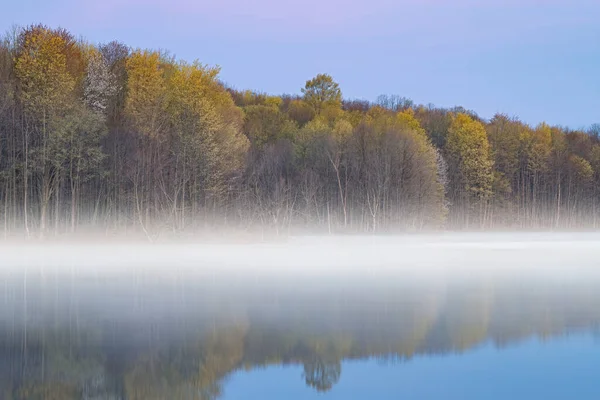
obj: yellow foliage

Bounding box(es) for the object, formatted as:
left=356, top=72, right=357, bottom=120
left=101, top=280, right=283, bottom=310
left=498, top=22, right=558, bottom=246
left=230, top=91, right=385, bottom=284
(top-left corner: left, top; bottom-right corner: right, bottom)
left=346, top=110, right=364, bottom=127
left=366, top=107, right=430, bottom=152
left=166, top=60, right=248, bottom=193
left=320, top=103, right=345, bottom=127
left=514, top=121, right=554, bottom=182
left=243, top=104, right=296, bottom=145
left=167, top=61, right=220, bottom=128
left=569, top=154, right=593, bottom=183
left=301, top=116, right=330, bottom=138
left=301, top=73, right=342, bottom=114
left=125, top=50, right=167, bottom=138
left=396, top=108, right=427, bottom=137
left=486, top=114, right=522, bottom=180
left=365, top=105, right=388, bottom=122
left=332, top=119, right=352, bottom=139
left=287, top=99, right=315, bottom=126
left=14, top=26, right=76, bottom=115
left=446, top=113, right=494, bottom=199
left=264, top=96, right=283, bottom=108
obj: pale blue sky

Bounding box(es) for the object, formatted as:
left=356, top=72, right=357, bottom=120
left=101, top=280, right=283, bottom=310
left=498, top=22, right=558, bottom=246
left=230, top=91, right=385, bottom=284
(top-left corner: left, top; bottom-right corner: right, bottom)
left=2, top=0, right=599, bottom=128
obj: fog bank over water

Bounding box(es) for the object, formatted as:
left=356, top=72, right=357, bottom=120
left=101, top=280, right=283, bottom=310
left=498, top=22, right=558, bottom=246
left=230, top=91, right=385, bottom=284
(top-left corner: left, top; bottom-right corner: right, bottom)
left=1, top=232, right=599, bottom=274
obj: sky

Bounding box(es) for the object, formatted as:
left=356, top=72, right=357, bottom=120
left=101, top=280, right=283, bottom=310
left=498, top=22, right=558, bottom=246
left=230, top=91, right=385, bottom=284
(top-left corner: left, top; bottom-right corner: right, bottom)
left=2, top=0, right=599, bottom=128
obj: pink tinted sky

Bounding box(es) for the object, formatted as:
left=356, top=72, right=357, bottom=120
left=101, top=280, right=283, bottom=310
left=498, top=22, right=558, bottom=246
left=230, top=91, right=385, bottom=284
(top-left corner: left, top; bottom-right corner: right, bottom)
left=3, top=0, right=599, bottom=127
left=78, top=0, right=596, bottom=37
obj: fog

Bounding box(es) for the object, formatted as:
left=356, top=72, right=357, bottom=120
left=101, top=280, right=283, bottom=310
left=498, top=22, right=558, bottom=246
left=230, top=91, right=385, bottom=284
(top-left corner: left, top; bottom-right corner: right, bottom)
left=1, top=232, right=600, bottom=348
left=2, top=232, right=599, bottom=274
left=3, top=231, right=600, bottom=338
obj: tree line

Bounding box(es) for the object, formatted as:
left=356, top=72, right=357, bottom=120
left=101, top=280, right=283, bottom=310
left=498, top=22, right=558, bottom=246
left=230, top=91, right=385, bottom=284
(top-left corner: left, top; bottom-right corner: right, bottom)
left=1, top=24, right=599, bottom=238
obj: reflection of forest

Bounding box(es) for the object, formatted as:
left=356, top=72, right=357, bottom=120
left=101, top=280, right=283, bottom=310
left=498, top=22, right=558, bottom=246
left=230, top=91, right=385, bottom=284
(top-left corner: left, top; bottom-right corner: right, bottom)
left=1, top=267, right=600, bottom=399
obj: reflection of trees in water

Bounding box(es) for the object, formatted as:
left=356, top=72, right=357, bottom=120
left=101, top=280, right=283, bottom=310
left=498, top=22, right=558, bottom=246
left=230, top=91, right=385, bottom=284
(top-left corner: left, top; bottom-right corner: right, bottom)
left=2, top=270, right=600, bottom=398
left=123, top=324, right=248, bottom=400
left=302, top=358, right=341, bottom=393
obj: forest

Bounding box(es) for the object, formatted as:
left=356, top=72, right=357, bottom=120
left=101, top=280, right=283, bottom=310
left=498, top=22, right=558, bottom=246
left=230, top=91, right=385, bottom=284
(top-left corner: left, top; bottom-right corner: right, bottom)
left=1, top=24, right=599, bottom=239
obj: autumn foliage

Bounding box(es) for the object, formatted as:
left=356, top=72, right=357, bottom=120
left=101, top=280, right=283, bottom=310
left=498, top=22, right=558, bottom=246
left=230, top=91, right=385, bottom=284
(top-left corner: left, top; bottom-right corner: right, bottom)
left=0, top=25, right=599, bottom=238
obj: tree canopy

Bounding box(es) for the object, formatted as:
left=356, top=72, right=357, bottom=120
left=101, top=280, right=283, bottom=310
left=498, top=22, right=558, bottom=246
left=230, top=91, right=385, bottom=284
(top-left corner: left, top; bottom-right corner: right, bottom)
left=0, top=24, right=599, bottom=238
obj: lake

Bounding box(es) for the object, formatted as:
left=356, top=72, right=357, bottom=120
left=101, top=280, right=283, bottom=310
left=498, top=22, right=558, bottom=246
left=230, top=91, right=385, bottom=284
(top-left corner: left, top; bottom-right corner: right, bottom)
left=1, top=233, right=600, bottom=399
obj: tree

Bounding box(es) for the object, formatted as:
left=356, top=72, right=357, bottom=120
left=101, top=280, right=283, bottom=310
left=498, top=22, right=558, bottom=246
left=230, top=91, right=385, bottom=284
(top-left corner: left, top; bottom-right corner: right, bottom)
left=61, top=104, right=107, bottom=231
left=83, top=46, right=118, bottom=116
left=301, top=74, right=342, bottom=114
left=487, top=114, right=521, bottom=186
left=124, top=50, right=169, bottom=236
left=486, top=114, right=524, bottom=224
left=167, top=60, right=248, bottom=230
left=242, top=105, right=296, bottom=147
left=327, top=119, right=352, bottom=229
left=0, top=33, right=17, bottom=237
left=14, top=25, right=79, bottom=236
left=588, top=123, right=600, bottom=140
left=356, top=109, right=445, bottom=230
left=445, top=113, right=494, bottom=227
left=98, top=40, right=129, bottom=126
left=376, top=94, right=413, bottom=111
left=414, top=105, right=452, bottom=148
left=125, top=50, right=167, bottom=139
left=285, top=99, right=315, bottom=127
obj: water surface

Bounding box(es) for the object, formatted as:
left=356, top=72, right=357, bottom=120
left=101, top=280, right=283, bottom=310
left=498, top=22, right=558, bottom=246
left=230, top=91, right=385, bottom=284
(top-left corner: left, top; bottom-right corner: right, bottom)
left=1, top=234, right=599, bottom=399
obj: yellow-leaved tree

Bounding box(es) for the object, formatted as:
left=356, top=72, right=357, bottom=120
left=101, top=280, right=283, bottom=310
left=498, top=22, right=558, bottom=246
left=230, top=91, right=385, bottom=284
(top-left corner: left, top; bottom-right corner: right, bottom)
left=124, top=50, right=169, bottom=236
left=445, top=113, right=493, bottom=227
left=125, top=50, right=167, bottom=139
left=301, top=74, right=342, bottom=115
left=14, top=25, right=79, bottom=236
left=360, top=108, right=445, bottom=230
left=167, top=60, right=248, bottom=227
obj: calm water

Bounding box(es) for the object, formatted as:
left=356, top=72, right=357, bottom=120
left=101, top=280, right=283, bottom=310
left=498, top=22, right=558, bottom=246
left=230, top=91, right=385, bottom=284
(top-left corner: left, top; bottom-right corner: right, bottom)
left=1, top=236, right=600, bottom=399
